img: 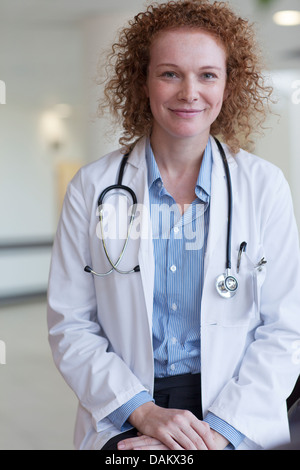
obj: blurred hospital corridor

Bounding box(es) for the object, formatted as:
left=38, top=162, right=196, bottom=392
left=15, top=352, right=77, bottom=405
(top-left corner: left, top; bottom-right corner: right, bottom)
left=1, top=0, right=300, bottom=450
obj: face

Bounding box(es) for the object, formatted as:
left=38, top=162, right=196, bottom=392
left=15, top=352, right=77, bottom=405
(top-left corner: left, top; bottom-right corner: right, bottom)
left=145, top=28, right=228, bottom=145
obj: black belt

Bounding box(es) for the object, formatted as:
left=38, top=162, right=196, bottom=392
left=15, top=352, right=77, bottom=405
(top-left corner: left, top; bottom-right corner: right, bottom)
left=154, top=372, right=201, bottom=391
left=154, top=373, right=202, bottom=420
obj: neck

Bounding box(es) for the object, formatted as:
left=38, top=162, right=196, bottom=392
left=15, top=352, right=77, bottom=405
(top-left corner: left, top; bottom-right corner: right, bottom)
left=150, top=129, right=209, bottom=177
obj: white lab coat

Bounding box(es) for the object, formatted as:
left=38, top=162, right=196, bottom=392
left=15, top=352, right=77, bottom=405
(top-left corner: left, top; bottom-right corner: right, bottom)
left=47, top=136, right=300, bottom=450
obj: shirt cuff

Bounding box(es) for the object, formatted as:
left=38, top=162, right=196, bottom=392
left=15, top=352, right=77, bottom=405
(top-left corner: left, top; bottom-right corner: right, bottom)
left=204, top=412, right=245, bottom=450
left=107, top=391, right=154, bottom=431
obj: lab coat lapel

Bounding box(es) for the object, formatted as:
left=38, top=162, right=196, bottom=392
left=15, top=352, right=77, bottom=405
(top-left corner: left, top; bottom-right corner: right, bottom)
left=122, top=138, right=155, bottom=332
left=204, top=137, right=237, bottom=278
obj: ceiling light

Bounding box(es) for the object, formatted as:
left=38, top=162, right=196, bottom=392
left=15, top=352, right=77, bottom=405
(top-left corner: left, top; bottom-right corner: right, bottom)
left=273, top=10, right=300, bottom=26
left=40, top=111, right=66, bottom=150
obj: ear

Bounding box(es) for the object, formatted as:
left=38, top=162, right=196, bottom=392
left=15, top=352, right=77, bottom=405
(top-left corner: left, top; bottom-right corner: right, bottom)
left=223, top=87, right=230, bottom=102
left=223, top=81, right=231, bottom=102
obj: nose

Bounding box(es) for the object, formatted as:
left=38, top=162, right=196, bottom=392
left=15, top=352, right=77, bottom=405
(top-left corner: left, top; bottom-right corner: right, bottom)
left=178, top=77, right=199, bottom=103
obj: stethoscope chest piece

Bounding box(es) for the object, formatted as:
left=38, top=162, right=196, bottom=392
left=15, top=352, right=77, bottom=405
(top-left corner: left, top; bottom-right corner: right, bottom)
left=216, top=270, right=238, bottom=299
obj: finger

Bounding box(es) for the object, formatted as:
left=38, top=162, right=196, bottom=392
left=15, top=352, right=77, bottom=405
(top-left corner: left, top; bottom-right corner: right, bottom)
left=133, top=444, right=170, bottom=450
left=135, top=435, right=165, bottom=446
left=170, top=427, right=205, bottom=451
left=163, top=437, right=185, bottom=451
left=191, top=421, right=218, bottom=450
left=159, top=429, right=187, bottom=451
left=117, top=435, right=163, bottom=450
left=161, top=410, right=206, bottom=450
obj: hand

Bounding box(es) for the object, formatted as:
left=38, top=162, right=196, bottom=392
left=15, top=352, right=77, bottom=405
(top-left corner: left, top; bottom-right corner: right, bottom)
left=118, top=434, right=171, bottom=450
left=124, top=402, right=219, bottom=450
left=210, top=429, right=230, bottom=450
left=117, top=431, right=229, bottom=450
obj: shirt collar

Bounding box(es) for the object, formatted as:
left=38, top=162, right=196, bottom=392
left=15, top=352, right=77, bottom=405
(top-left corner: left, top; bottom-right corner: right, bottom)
left=145, top=137, right=212, bottom=200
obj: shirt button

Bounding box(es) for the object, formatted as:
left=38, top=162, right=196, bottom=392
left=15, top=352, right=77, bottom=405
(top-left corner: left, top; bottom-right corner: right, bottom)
left=170, top=364, right=176, bottom=371
left=174, top=227, right=179, bottom=234
left=170, top=265, right=177, bottom=273
left=171, top=303, right=177, bottom=311
left=171, top=337, right=177, bottom=345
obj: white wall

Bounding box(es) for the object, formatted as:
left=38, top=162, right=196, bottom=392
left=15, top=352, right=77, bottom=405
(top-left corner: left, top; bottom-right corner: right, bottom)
left=255, top=70, right=300, bottom=231
left=82, top=12, right=133, bottom=162
left=0, top=11, right=133, bottom=299
left=0, top=25, right=86, bottom=298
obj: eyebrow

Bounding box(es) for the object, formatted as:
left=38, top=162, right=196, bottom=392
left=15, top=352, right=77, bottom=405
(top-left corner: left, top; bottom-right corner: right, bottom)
left=156, top=63, right=223, bottom=71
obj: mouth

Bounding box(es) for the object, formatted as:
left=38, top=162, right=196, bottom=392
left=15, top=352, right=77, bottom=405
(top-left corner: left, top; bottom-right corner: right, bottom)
left=170, top=109, right=205, bottom=118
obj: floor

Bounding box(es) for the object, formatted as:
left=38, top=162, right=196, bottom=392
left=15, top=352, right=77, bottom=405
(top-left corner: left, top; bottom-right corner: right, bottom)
left=1, top=299, right=299, bottom=450
left=0, top=300, right=78, bottom=450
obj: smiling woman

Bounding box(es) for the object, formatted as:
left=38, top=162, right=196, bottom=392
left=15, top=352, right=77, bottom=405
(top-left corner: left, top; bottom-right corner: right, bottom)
left=47, top=0, right=300, bottom=452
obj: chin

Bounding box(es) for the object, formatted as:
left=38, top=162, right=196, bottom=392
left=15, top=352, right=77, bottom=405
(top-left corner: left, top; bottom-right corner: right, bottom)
left=170, top=127, right=210, bottom=140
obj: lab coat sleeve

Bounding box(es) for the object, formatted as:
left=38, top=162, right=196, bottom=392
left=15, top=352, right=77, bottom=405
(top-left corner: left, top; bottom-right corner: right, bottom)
left=47, top=175, right=147, bottom=431
left=207, top=168, right=300, bottom=449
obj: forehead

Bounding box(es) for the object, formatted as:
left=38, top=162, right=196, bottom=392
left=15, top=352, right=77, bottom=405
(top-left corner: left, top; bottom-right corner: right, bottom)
left=149, top=27, right=227, bottom=65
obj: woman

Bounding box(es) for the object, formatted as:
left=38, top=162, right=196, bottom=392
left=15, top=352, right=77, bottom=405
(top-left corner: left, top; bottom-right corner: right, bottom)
left=47, top=0, right=300, bottom=450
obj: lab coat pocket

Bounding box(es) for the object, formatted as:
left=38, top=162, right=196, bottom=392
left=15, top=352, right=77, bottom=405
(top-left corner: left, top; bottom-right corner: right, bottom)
left=219, top=246, right=266, bottom=327
left=240, top=247, right=267, bottom=320
left=252, top=256, right=267, bottom=313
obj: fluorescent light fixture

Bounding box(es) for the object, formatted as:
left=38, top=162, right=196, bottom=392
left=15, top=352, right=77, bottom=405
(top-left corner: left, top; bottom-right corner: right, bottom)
left=273, top=10, right=300, bottom=26
left=40, top=111, right=66, bottom=149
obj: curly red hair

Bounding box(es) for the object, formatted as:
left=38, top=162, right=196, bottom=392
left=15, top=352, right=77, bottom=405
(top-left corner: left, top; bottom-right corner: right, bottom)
left=99, top=0, right=273, bottom=153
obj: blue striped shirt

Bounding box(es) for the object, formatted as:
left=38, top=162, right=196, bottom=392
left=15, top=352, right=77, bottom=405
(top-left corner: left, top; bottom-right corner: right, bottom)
left=148, top=139, right=210, bottom=377
left=108, top=139, right=244, bottom=449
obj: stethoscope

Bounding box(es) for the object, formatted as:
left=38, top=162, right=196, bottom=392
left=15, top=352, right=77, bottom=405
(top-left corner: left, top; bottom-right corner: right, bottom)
left=84, top=155, right=140, bottom=276
left=84, top=137, right=239, bottom=299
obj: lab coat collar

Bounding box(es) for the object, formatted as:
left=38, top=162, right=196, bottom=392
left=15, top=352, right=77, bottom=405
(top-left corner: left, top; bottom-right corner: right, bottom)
left=209, top=135, right=238, bottom=174
left=125, top=136, right=148, bottom=170
left=126, top=134, right=237, bottom=172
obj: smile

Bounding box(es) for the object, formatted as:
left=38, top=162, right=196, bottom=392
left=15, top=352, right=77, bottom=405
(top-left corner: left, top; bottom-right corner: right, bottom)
left=169, top=109, right=205, bottom=118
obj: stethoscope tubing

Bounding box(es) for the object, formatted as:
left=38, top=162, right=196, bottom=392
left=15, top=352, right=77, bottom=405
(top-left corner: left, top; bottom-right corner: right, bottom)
left=84, top=153, right=140, bottom=276
left=98, top=195, right=138, bottom=276
left=98, top=184, right=137, bottom=208
left=214, top=137, right=233, bottom=271
left=85, top=138, right=238, bottom=297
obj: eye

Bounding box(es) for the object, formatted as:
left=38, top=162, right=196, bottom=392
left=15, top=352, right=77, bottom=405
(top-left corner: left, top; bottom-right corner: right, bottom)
left=201, top=72, right=217, bottom=80
left=161, top=71, right=178, bottom=79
